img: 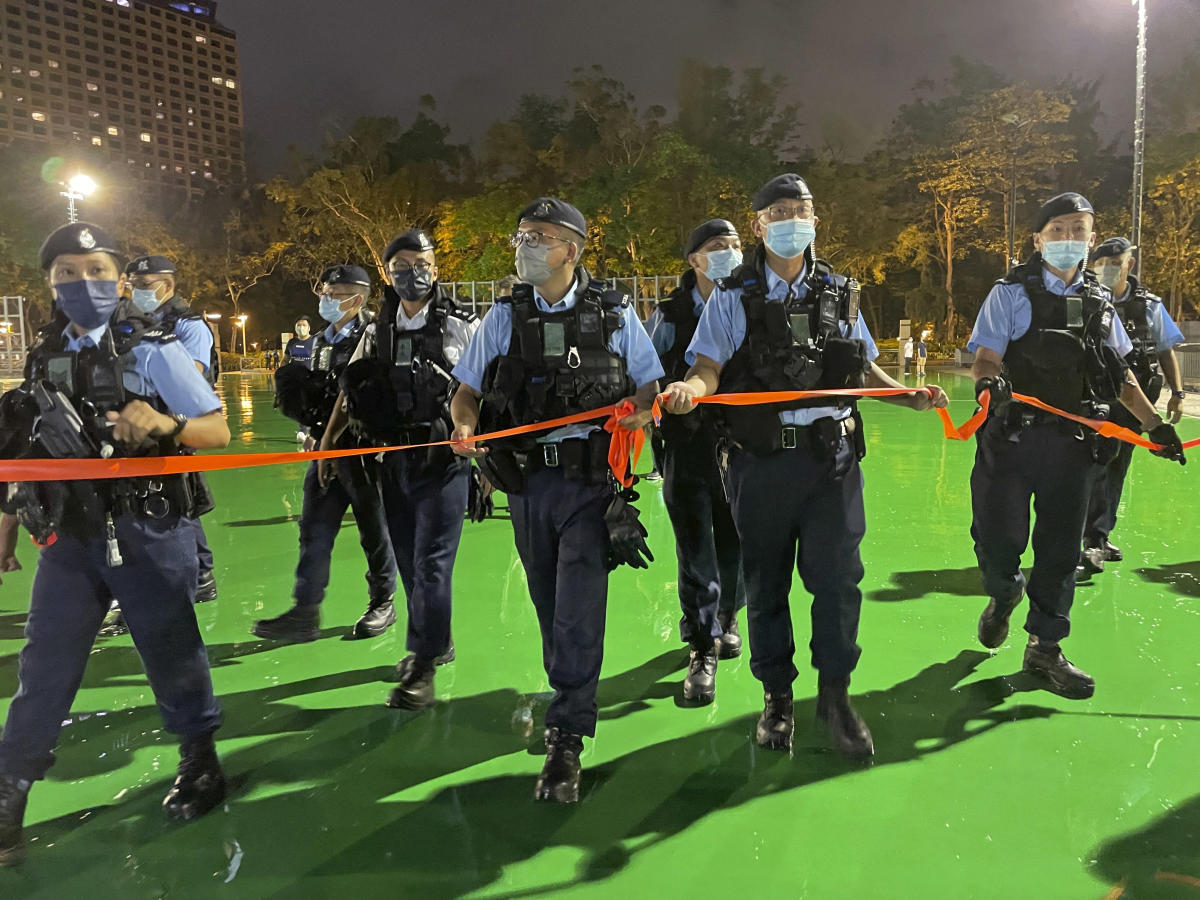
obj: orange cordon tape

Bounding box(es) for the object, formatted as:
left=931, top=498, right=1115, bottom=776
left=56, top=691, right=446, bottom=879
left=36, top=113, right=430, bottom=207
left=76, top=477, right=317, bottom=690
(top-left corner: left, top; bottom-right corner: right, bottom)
left=0, top=388, right=1192, bottom=484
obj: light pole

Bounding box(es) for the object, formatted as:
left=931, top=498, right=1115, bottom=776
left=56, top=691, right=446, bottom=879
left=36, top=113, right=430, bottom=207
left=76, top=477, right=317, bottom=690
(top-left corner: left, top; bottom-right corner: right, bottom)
left=1000, top=114, right=1031, bottom=267
left=59, top=174, right=96, bottom=224
left=1130, top=0, right=1147, bottom=276
left=235, top=314, right=248, bottom=356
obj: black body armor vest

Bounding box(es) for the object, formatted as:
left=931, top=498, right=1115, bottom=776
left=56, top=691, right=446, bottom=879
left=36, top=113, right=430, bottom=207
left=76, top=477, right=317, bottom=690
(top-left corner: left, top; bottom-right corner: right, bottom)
left=1000, top=254, right=1126, bottom=418
left=715, top=248, right=867, bottom=452
left=1114, top=276, right=1164, bottom=404
left=274, top=314, right=368, bottom=440
left=655, top=270, right=706, bottom=445
left=339, top=287, right=470, bottom=445
left=158, top=295, right=219, bottom=383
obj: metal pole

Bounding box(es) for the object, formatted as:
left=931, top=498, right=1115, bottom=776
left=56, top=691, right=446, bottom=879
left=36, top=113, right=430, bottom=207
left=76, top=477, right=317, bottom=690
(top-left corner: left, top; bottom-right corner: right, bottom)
left=1008, top=151, right=1017, bottom=267
left=1131, top=0, right=1147, bottom=276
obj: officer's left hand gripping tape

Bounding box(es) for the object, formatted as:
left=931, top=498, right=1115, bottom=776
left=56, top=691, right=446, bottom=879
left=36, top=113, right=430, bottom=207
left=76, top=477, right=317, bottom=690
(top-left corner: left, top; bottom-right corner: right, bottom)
left=604, top=487, right=653, bottom=571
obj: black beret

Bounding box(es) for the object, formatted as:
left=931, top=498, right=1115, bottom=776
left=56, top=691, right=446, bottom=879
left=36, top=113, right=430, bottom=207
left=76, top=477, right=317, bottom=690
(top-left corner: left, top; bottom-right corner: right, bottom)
left=319, top=264, right=372, bottom=286
left=1092, top=236, right=1136, bottom=261
left=38, top=222, right=121, bottom=270
left=751, top=173, right=813, bottom=211
left=383, top=229, right=435, bottom=263
left=125, top=254, right=176, bottom=276
left=1034, top=192, right=1094, bottom=233
left=684, top=219, right=740, bottom=258
left=516, top=197, right=587, bottom=240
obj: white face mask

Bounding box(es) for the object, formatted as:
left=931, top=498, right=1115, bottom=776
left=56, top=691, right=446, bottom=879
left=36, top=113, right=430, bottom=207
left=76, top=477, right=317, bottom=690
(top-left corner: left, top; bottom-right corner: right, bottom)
left=1040, top=239, right=1089, bottom=270
left=1094, top=266, right=1124, bottom=291
left=515, top=243, right=556, bottom=286
left=130, top=286, right=163, bottom=313
left=703, top=248, right=743, bottom=281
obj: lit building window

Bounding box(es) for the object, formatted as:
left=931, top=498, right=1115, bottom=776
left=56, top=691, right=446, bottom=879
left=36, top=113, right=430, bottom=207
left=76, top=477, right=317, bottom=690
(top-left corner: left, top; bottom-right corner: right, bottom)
left=224, top=79, right=236, bottom=89
left=140, top=131, right=152, bottom=142
left=194, top=34, right=206, bottom=43
left=48, top=60, right=60, bottom=69
left=107, top=125, right=118, bottom=135
left=91, top=136, right=102, bottom=146
left=210, top=76, right=222, bottom=85
left=89, top=110, right=100, bottom=118
left=86, top=82, right=99, bottom=91
left=29, top=69, right=40, bottom=78
left=31, top=111, right=47, bottom=122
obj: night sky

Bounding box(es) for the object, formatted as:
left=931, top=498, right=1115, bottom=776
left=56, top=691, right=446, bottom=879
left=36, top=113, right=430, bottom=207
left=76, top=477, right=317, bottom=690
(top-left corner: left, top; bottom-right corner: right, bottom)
left=217, top=0, right=1200, bottom=175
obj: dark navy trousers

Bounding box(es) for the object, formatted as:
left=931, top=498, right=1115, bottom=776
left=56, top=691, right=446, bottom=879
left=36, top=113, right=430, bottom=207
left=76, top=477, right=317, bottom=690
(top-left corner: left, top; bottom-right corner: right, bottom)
left=508, top=466, right=611, bottom=738
left=970, top=419, right=1098, bottom=642
left=661, top=434, right=745, bottom=647
left=378, top=452, right=469, bottom=660
left=723, top=435, right=866, bottom=693
left=0, top=514, right=222, bottom=782
left=1084, top=440, right=1136, bottom=545
left=294, top=458, right=397, bottom=607
left=186, top=517, right=214, bottom=574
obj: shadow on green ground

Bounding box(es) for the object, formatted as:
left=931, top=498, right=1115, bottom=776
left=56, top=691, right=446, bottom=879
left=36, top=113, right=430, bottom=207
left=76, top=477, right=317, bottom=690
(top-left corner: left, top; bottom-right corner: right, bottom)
left=1090, top=794, right=1200, bottom=898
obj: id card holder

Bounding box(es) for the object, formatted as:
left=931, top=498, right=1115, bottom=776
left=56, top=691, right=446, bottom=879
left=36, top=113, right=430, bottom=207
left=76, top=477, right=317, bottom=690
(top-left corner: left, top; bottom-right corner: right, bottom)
left=544, top=322, right=566, bottom=357
left=1066, top=297, right=1084, bottom=329
left=789, top=313, right=811, bottom=345
left=395, top=336, right=413, bottom=366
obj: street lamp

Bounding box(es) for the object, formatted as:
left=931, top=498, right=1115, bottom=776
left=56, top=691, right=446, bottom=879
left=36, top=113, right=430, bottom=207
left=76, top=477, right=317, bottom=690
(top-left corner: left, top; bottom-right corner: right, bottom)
left=59, top=173, right=96, bottom=224
left=1129, top=0, right=1148, bottom=276
left=1000, top=114, right=1031, bottom=268
left=235, top=314, right=248, bottom=356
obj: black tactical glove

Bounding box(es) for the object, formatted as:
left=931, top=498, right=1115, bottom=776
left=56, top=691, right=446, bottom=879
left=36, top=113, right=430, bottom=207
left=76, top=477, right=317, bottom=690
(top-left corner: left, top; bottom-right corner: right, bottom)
left=974, top=375, right=1012, bottom=407
left=1148, top=421, right=1186, bottom=465
left=604, top=488, right=654, bottom=571
left=467, top=465, right=494, bottom=523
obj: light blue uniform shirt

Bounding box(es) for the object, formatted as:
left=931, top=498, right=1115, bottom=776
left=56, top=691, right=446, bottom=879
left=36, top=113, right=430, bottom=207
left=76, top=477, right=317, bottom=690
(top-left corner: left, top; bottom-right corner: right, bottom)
left=64, top=324, right=222, bottom=419
left=152, top=300, right=214, bottom=374
left=686, top=262, right=879, bottom=425
left=968, top=267, right=1134, bottom=358
left=1114, top=283, right=1184, bottom=354
left=647, top=286, right=706, bottom=357
left=324, top=319, right=359, bottom=345
left=453, top=276, right=665, bottom=443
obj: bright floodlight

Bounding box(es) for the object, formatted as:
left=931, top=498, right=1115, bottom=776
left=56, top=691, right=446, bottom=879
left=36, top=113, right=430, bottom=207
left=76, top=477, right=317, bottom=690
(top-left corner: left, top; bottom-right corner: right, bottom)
left=67, top=174, right=97, bottom=197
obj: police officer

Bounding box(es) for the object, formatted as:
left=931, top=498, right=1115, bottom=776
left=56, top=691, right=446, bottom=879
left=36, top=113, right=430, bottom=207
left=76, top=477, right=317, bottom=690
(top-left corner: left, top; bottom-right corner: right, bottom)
left=450, top=197, right=663, bottom=803
left=252, top=265, right=399, bottom=641
left=1078, top=236, right=1187, bottom=575
left=967, top=194, right=1185, bottom=699
left=660, top=174, right=947, bottom=759
left=0, top=223, right=230, bottom=866
left=645, top=219, right=747, bottom=704
left=285, top=316, right=316, bottom=369
left=319, top=230, right=478, bottom=708
left=124, top=254, right=218, bottom=604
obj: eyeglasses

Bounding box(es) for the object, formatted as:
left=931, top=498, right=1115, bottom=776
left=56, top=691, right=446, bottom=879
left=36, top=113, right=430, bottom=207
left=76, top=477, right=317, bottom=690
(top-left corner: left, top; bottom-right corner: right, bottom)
left=509, top=230, right=574, bottom=250
left=389, top=261, right=434, bottom=274
left=758, top=204, right=815, bottom=224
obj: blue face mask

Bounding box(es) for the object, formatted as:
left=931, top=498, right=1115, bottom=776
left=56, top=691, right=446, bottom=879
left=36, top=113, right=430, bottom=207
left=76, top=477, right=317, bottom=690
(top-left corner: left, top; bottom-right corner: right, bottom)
left=703, top=248, right=743, bottom=281
left=319, top=294, right=347, bottom=323
left=130, top=287, right=163, bottom=314
left=1041, top=240, right=1089, bottom=271
left=764, top=219, right=816, bottom=260
left=54, top=280, right=120, bottom=330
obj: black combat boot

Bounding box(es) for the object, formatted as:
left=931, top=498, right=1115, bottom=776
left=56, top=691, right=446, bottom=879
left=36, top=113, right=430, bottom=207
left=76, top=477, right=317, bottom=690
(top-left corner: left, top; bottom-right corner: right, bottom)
left=0, top=775, right=30, bottom=867
left=1023, top=636, right=1095, bottom=699
left=977, top=590, right=1022, bottom=649
left=387, top=656, right=437, bottom=710
left=1077, top=543, right=1106, bottom=578
left=682, top=641, right=718, bottom=704
left=251, top=604, right=320, bottom=642
left=816, top=676, right=874, bottom=760
left=163, top=733, right=227, bottom=821
left=756, top=690, right=794, bottom=751
left=99, top=602, right=128, bottom=636
left=194, top=570, right=218, bottom=604
left=533, top=727, right=584, bottom=803
left=393, top=640, right=455, bottom=680
left=1103, top=539, right=1123, bottom=562
left=717, top=610, right=742, bottom=659
left=352, top=594, right=396, bottom=639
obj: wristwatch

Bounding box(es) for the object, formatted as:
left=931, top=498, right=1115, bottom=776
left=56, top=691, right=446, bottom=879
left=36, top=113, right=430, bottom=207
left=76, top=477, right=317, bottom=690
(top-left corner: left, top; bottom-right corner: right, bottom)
left=1171, top=389, right=1187, bottom=401
left=167, top=413, right=188, bottom=439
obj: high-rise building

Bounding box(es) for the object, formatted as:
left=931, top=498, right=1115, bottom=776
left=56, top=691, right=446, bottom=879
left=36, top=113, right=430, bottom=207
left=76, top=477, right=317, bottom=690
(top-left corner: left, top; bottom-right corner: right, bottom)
left=0, top=0, right=244, bottom=193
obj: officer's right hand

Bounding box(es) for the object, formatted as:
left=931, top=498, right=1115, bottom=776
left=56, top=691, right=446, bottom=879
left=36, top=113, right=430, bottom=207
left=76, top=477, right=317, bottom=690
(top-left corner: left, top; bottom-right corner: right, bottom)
left=660, top=381, right=700, bottom=415
left=973, top=375, right=1012, bottom=407
left=451, top=424, right=489, bottom=459
left=1148, top=421, right=1187, bottom=465
left=0, top=515, right=20, bottom=586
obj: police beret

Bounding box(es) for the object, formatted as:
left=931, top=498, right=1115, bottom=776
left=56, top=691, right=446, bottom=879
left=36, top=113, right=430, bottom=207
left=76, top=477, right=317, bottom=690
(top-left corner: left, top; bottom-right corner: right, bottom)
left=684, top=219, right=740, bottom=258
left=1092, top=236, right=1136, bottom=261
left=319, top=264, right=372, bottom=286
left=751, top=173, right=813, bottom=211
left=1034, top=192, right=1094, bottom=233
left=516, top=197, right=587, bottom=241
left=383, top=229, right=435, bottom=263
left=38, top=222, right=121, bottom=270
left=125, top=255, right=176, bottom=276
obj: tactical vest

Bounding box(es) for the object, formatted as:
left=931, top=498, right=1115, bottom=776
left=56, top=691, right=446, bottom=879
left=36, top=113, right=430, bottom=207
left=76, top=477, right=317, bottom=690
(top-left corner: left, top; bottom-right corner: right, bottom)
left=655, top=271, right=706, bottom=445
left=340, top=287, right=468, bottom=444
left=157, top=295, right=219, bottom=384
left=1115, top=276, right=1164, bottom=404
left=4, top=311, right=199, bottom=539
left=1000, top=254, right=1126, bottom=417
left=715, top=250, right=867, bottom=452
left=480, top=268, right=634, bottom=449
left=274, top=314, right=368, bottom=439
left=285, top=335, right=316, bottom=368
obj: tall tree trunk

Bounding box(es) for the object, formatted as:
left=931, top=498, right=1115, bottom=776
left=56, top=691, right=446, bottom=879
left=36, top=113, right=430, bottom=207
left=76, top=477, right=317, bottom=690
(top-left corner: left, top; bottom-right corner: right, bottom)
left=943, top=219, right=957, bottom=342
